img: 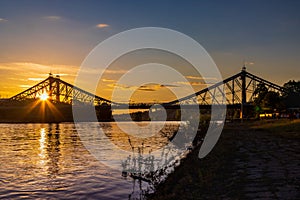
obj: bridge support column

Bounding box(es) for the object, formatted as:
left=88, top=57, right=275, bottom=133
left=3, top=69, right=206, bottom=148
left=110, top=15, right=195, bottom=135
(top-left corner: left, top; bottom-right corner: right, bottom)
left=56, top=78, right=60, bottom=103
left=49, top=75, right=53, bottom=101
left=241, top=66, right=247, bottom=121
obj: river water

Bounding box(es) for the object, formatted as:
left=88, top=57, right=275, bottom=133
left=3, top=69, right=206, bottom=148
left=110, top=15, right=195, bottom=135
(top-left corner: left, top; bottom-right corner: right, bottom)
left=0, top=122, right=183, bottom=199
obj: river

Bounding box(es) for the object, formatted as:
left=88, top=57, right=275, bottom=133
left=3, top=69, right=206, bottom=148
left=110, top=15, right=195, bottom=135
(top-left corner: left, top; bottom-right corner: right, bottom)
left=0, top=122, right=184, bottom=199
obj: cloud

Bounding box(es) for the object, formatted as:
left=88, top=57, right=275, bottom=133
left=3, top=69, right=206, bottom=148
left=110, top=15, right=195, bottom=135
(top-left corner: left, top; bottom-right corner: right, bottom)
left=104, top=69, right=128, bottom=74
left=19, top=84, right=32, bottom=88
left=107, top=83, right=137, bottom=90
left=185, top=75, right=217, bottom=81
left=28, top=78, right=46, bottom=81
left=161, top=84, right=178, bottom=88
left=138, top=88, right=156, bottom=92
left=185, top=75, right=203, bottom=80
left=105, top=82, right=179, bottom=92
left=0, top=62, right=50, bottom=72
left=0, top=18, right=8, bottom=22
left=55, top=73, right=70, bottom=77
left=101, top=78, right=115, bottom=82
left=96, top=23, right=109, bottom=28
left=0, top=62, right=80, bottom=97
left=0, top=62, right=79, bottom=84
left=137, top=83, right=178, bottom=92
left=44, top=16, right=62, bottom=20
left=176, top=81, right=208, bottom=86
left=8, top=78, right=27, bottom=81
left=138, top=84, right=160, bottom=91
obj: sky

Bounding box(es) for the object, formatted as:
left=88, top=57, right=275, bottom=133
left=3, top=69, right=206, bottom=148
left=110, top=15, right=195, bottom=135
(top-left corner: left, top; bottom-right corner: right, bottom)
left=0, top=0, right=299, bottom=102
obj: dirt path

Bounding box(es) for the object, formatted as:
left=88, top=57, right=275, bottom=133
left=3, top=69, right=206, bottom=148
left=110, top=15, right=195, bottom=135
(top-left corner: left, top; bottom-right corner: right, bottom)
left=230, top=128, right=300, bottom=199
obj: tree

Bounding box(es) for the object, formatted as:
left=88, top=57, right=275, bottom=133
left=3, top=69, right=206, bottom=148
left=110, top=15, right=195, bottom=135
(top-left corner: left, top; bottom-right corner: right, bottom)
left=282, top=80, right=300, bottom=108
left=253, top=83, right=283, bottom=113
left=261, top=91, right=283, bottom=111
left=253, top=83, right=268, bottom=111
left=283, top=80, right=300, bottom=94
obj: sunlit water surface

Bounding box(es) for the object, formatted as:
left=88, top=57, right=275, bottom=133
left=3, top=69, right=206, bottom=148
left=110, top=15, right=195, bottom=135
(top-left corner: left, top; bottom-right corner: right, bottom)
left=0, top=122, right=181, bottom=199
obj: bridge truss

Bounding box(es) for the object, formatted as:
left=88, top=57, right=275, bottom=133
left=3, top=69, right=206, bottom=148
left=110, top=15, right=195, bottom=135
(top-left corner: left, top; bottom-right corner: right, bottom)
left=166, top=68, right=287, bottom=107
left=10, top=74, right=112, bottom=105
left=10, top=69, right=287, bottom=110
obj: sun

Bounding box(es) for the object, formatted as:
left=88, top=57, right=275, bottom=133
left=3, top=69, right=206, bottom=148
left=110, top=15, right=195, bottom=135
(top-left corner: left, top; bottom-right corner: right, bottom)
left=39, top=92, right=49, bottom=101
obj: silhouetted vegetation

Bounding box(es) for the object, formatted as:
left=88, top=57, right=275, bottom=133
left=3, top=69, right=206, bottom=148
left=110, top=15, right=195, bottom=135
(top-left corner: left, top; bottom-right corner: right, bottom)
left=254, top=84, right=282, bottom=111
left=282, top=80, right=300, bottom=108
left=253, top=80, right=300, bottom=116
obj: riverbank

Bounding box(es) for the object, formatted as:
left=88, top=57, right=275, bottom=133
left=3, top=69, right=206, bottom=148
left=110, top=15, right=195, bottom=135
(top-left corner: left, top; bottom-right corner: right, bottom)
left=0, top=101, right=112, bottom=123
left=148, top=119, right=300, bottom=199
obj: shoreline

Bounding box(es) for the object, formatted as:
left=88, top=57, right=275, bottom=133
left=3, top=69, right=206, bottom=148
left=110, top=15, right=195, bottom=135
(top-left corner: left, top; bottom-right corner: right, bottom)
left=148, top=119, right=300, bottom=199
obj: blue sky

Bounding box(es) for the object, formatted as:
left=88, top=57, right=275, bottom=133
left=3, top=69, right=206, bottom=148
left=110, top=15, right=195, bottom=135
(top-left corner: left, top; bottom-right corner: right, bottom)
left=0, top=0, right=299, bottom=98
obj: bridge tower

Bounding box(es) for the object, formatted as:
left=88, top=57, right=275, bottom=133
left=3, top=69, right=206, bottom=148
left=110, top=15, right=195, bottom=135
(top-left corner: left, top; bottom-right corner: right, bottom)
left=241, top=64, right=247, bottom=120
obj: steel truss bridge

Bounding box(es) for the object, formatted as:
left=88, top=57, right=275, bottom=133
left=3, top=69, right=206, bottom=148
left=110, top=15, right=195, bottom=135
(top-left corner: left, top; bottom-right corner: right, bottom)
left=9, top=69, right=287, bottom=113
left=10, top=74, right=111, bottom=106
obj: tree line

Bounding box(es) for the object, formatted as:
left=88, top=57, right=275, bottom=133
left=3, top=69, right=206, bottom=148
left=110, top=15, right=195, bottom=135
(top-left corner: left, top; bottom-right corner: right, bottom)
left=253, top=80, right=300, bottom=114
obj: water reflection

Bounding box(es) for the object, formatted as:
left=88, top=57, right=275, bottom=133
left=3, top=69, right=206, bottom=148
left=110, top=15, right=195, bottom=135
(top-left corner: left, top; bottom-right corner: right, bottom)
left=38, top=125, right=61, bottom=178
left=47, top=124, right=61, bottom=178
left=39, top=128, right=46, bottom=166
left=0, top=122, right=183, bottom=199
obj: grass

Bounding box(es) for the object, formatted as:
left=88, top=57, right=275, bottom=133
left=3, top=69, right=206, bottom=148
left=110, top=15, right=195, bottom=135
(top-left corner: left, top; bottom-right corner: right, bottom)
left=147, top=127, right=239, bottom=199
left=249, top=119, right=300, bottom=138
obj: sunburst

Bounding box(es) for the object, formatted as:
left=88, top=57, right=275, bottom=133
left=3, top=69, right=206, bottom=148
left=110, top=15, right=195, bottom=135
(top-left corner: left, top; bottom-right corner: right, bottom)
left=39, top=92, right=49, bottom=101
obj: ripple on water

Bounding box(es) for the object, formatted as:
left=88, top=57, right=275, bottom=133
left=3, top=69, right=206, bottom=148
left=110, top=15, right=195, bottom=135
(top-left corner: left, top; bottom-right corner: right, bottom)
left=0, top=122, right=182, bottom=199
